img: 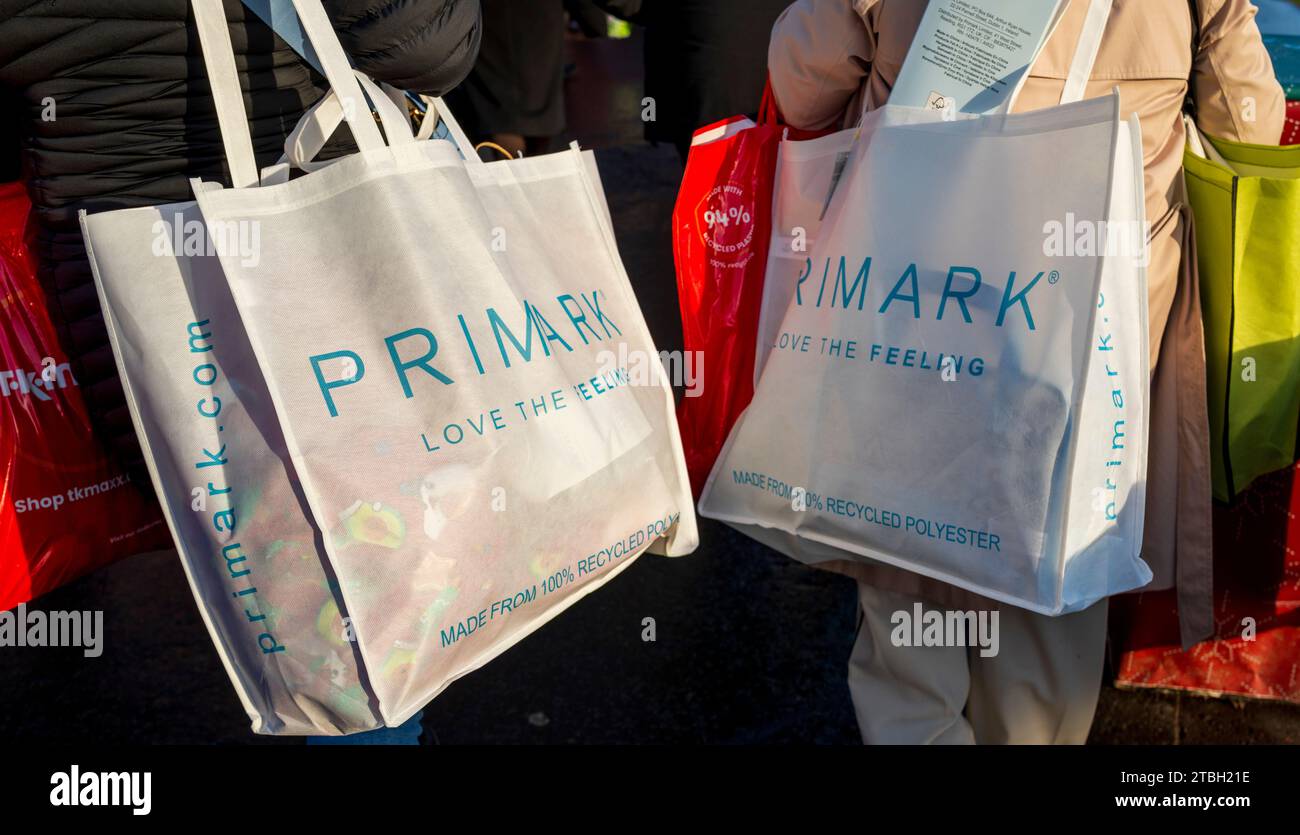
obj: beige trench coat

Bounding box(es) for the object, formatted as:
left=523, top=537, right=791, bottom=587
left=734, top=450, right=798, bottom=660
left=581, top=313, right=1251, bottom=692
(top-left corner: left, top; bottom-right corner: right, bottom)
left=767, top=0, right=1285, bottom=644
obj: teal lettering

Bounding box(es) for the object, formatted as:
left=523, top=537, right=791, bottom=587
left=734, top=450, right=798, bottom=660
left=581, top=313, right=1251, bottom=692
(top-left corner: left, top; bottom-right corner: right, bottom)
left=385, top=327, right=454, bottom=399
left=309, top=349, right=365, bottom=418
left=996, top=271, right=1042, bottom=330
left=879, top=263, right=921, bottom=318
left=938, top=266, right=981, bottom=323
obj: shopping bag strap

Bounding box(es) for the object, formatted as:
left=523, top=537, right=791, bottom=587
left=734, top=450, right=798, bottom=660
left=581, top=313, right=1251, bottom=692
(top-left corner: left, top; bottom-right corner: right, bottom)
left=191, top=0, right=390, bottom=190
left=394, top=89, right=484, bottom=165
left=238, top=0, right=483, bottom=167
left=259, top=71, right=421, bottom=183
left=1059, top=0, right=1114, bottom=105
left=1182, top=112, right=1232, bottom=167
left=284, top=0, right=386, bottom=153
left=433, top=97, right=485, bottom=163
left=191, top=0, right=260, bottom=187
left=302, top=74, right=414, bottom=163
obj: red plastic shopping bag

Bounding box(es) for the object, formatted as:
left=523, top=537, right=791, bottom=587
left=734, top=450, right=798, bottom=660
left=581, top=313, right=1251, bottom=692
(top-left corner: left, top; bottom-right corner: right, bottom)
left=1111, top=461, right=1300, bottom=703
left=0, top=181, right=168, bottom=609
left=672, top=85, right=827, bottom=495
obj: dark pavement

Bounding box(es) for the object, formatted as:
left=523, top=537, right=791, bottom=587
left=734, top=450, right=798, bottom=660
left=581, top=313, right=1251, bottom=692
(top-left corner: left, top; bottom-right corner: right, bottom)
left=1, top=27, right=1297, bottom=747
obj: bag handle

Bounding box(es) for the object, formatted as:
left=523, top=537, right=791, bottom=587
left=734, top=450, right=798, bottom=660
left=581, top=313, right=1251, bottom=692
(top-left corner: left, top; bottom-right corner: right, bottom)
left=262, top=71, right=417, bottom=184
left=191, top=0, right=389, bottom=189
left=259, top=71, right=419, bottom=184
left=1183, top=113, right=1232, bottom=167
left=393, top=90, right=485, bottom=164
left=267, top=83, right=492, bottom=181
left=1058, top=0, right=1114, bottom=105
left=285, top=0, right=386, bottom=153
left=254, top=92, right=487, bottom=188
left=419, top=96, right=482, bottom=162
left=191, top=0, right=260, bottom=187
left=236, top=0, right=484, bottom=168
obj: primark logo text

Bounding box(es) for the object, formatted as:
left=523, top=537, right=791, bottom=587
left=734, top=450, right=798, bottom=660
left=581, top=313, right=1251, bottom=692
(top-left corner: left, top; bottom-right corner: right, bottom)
left=795, top=255, right=1049, bottom=331
left=50, top=766, right=151, bottom=815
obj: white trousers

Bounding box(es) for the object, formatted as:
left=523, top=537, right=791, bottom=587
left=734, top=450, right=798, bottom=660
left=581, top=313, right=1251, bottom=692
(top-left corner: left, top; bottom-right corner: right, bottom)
left=848, top=582, right=1109, bottom=744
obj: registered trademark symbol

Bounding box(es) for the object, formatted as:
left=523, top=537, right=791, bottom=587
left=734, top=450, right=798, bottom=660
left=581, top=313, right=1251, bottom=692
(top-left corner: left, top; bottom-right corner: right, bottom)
left=1048, top=270, right=1060, bottom=284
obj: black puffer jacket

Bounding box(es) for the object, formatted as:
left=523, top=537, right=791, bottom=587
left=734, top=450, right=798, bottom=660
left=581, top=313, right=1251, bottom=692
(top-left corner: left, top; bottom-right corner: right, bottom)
left=0, top=0, right=480, bottom=477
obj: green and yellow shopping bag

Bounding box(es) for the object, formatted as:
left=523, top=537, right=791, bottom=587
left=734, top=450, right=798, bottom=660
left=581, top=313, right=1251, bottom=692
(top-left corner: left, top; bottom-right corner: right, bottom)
left=1185, top=122, right=1300, bottom=501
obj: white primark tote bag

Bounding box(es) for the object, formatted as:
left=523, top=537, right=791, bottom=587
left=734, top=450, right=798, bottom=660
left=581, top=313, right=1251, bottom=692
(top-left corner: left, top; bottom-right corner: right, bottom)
left=702, top=0, right=1151, bottom=615
left=79, top=0, right=394, bottom=735
left=187, top=0, right=697, bottom=725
